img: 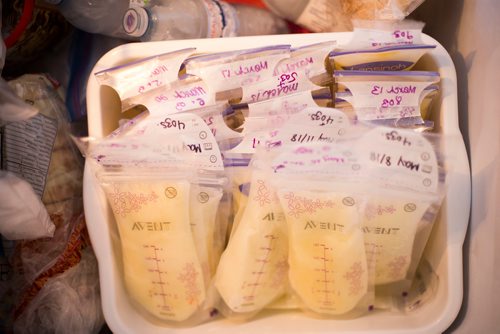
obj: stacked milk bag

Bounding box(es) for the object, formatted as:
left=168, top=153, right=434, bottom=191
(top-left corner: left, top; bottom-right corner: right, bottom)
left=84, top=19, right=454, bottom=327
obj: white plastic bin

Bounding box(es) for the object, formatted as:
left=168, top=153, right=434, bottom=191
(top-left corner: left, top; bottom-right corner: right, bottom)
left=83, top=32, right=471, bottom=333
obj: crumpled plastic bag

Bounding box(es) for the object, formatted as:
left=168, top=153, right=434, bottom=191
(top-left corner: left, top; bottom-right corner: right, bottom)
left=12, top=247, right=105, bottom=334
left=0, top=171, right=55, bottom=240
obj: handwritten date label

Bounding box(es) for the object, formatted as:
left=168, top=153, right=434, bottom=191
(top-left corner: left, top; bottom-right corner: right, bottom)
left=357, top=127, right=439, bottom=192
left=241, top=70, right=319, bottom=103
left=96, top=48, right=194, bottom=101
left=186, top=53, right=288, bottom=92
left=339, top=80, right=436, bottom=121
left=137, top=81, right=213, bottom=115
left=351, top=28, right=422, bottom=48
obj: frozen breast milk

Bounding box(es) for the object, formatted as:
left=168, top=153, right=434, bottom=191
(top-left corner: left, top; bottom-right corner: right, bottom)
left=102, top=180, right=205, bottom=322
left=278, top=189, right=368, bottom=315
left=363, top=198, right=429, bottom=285
left=189, top=185, right=223, bottom=280
left=215, top=174, right=288, bottom=315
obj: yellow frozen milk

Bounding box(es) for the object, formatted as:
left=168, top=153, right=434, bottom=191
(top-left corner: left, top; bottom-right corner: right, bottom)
left=362, top=197, right=429, bottom=285
left=215, top=174, right=288, bottom=314
left=189, top=185, right=223, bottom=280
left=278, top=189, right=368, bottom=315
left=102, top=180, right=205, bottom=322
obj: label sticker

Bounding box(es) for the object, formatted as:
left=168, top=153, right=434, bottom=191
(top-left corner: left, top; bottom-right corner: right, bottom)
left=2, top=113, right=58, bottom=198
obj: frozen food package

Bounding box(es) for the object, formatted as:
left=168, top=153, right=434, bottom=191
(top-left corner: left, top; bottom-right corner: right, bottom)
left=240, top=69, right=327, bottom=104
left=4, top=74, right=84, bottom=207
left=274, top=41, right=336, bottom=84
left=185, top=45, right=290, bottom=102
left=266, top=106, right=356, bottom=148
left=189, top=184, right=225, bottom=280
left=98, top=174, right=211, bottom=324
left=277, top=186, right=371, bottom=317
left=347, top=19, right=426, bottom=48
left=263, top=0, right=426, bottom=32
left=227, top=90, right=330, bottom=154
left=263, top=141, right=374, bottom=318
left=335, top=85, right=439, bottom=129
left=329, top=20, right=434, bottom=71
left=352, top=126, right=448, bottom=310
left=349, top=0, right=427, bottom=20
left=215, top=171, right=289, bottom=319
left=333, top=70, right=440, bottom=127
left=0, top=73, right=87, bottom=333
left=86, top=111, right=227, bottom=325
left=238, top=41, right=336, bottom=104
left=94, top=48, right=196, bottom=101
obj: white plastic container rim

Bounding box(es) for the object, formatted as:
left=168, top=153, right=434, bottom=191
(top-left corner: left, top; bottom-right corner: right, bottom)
left=84, top=32, right=471, bottom=334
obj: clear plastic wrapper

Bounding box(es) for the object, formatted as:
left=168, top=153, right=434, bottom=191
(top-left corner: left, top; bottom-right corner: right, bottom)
left=185, top=45, right=290, bottom=101
left=227, top=90, right=334, bottom=154
left=258, top=140, right=375, bottom=318
left=94, top=48, right=196, bottom=101
left=335, top=84, right=439, bottom=127
left=330, top=44, right=435, bottom=71
left=215, top=170, right=289, bottom=319
left=85, top=111, right=228, bottom=326
left=352, top=126, right=448, bottom=310
left=97, top=171, right=223, bottom=325
left=0, top=171, right=54, bottom=240
left=263, top=0, right=426, bottom=33
left=6, top=214, right=91, bottom=331
left=347, top=19, right=427, bottom=48
left=0, top=73, right=86, bottom=332
left=333, top=70, right=440, bottom=127
left=329, top=20, right=434, bottom=71
left=13, top=247, right=104, bottom=334
left=247, top=120, right=452, bottom=316
left=240, top=69, right=326, bottom=104
left=238, top=41, right=336, bottom=104
left=274, top=41, right=336, bottom=84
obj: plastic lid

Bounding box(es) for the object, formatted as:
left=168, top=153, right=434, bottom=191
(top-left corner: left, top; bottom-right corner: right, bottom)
left=123, top=7, right=149, bottom=37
